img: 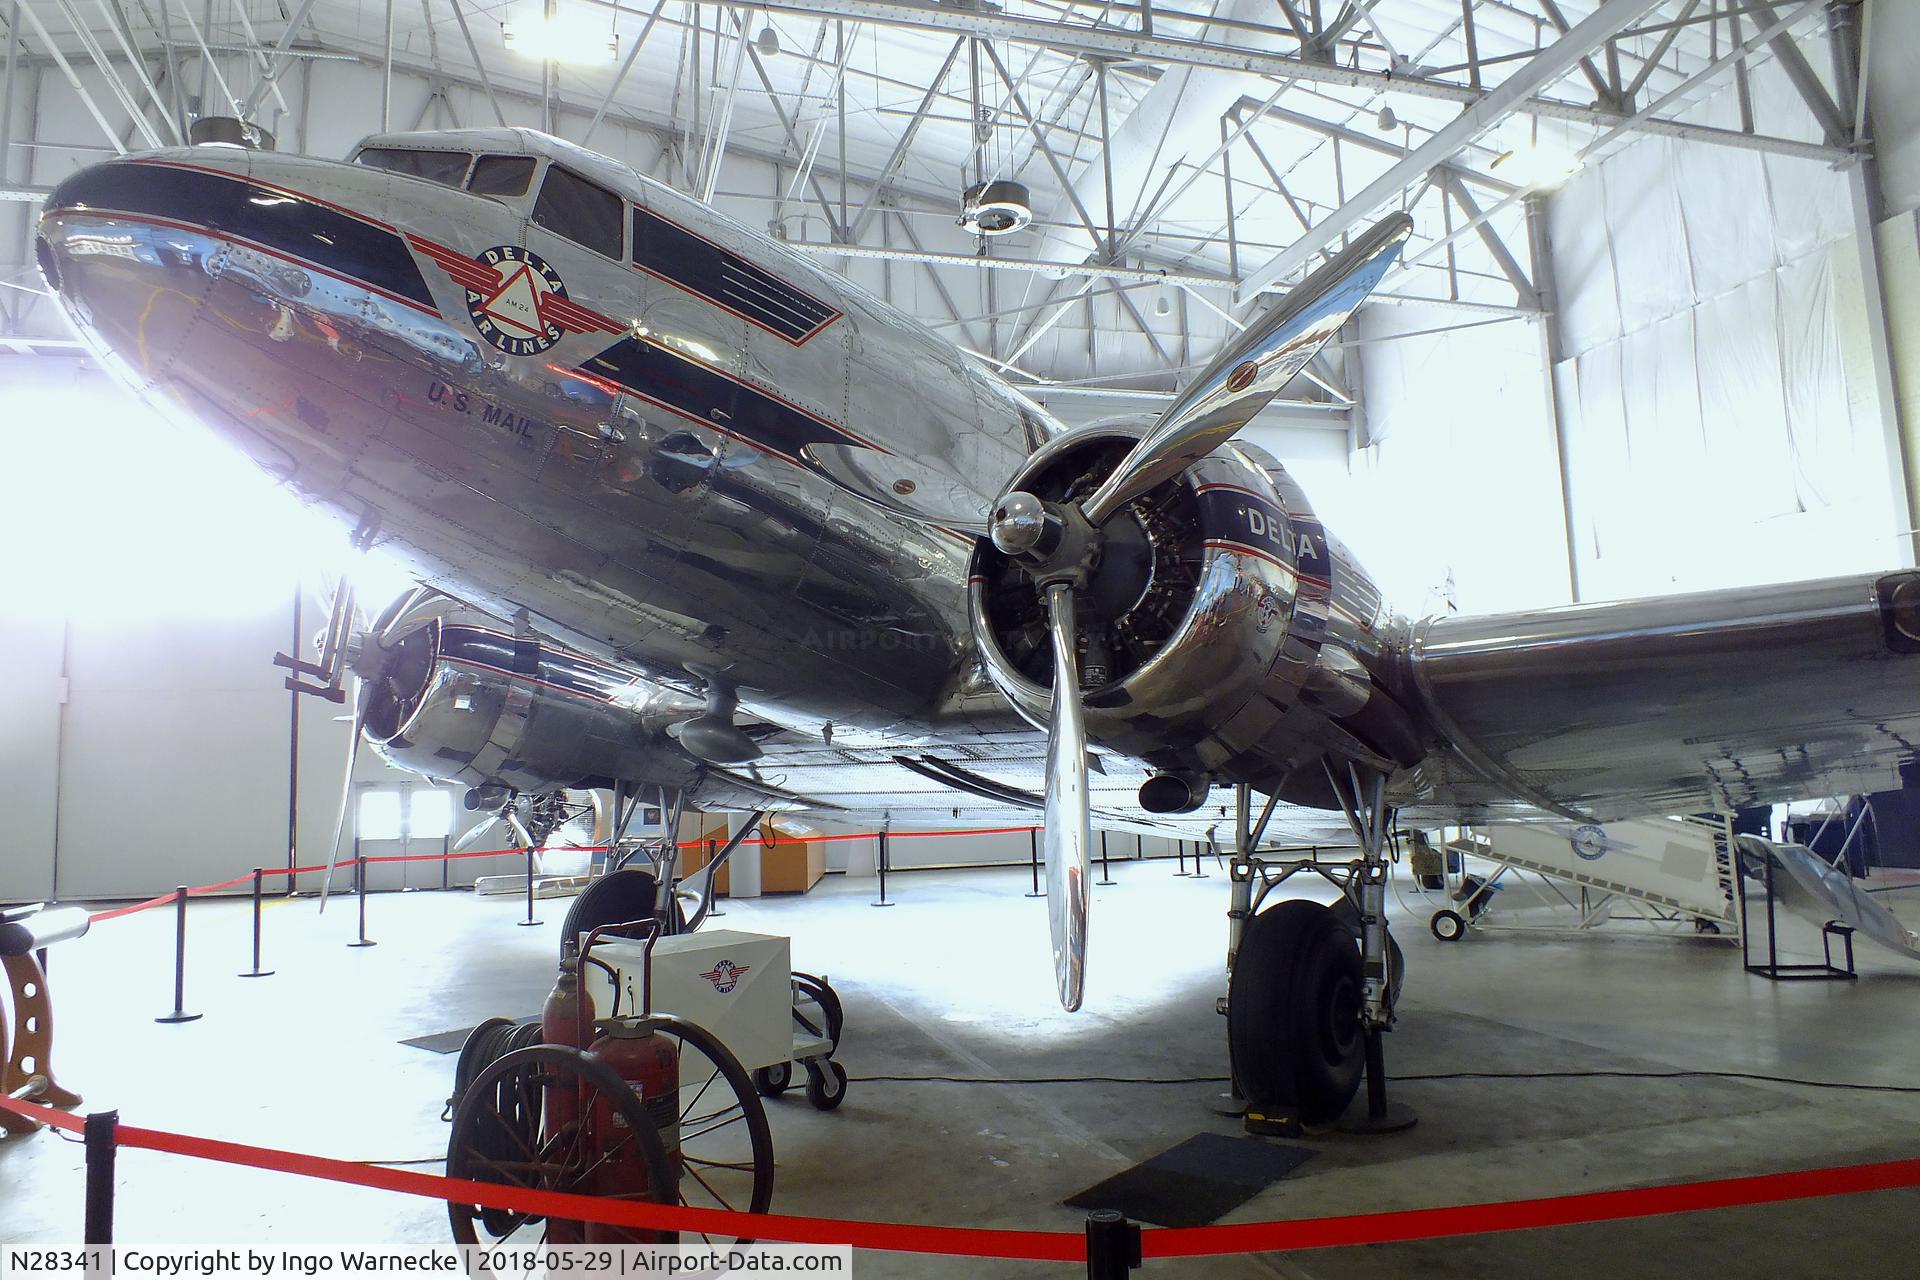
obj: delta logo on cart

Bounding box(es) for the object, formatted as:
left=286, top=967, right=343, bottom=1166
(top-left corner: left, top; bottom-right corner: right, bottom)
left=699, top=959, right=751, bottom=994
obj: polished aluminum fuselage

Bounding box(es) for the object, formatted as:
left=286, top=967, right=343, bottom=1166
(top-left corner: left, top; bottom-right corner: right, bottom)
left=38, top=132, right=1048, bottom=743
left=43, top=132, right=1920, bottom=826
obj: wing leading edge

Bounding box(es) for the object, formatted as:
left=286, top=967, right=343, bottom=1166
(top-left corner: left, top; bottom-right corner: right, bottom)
left=1406, top=570, right=1920, bottom=821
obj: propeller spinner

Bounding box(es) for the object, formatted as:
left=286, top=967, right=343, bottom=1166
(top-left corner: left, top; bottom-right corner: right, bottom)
left=985, top=213, right=1414, bottom=1010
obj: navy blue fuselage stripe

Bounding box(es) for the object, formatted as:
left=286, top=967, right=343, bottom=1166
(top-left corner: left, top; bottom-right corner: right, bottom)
left=1196, top=488, right=1294, bottom=564
left=631, top=206, right=836, bottom=341
left=582, top=337, right=847, bottom=459
left=50, top=163, right=435, bottom=309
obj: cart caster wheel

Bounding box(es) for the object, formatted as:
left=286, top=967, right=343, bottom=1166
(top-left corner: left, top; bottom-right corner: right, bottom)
left=754, top=1062, right=793, bottom=1097
left=805, top=1060, right=848, bottom=1111
left=1430, top=909, right=1467, bottom=942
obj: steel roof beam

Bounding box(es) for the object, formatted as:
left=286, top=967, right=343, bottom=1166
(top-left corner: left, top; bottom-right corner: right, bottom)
left=1238, top=0, right=1667, bottom=301
left=750, top=0, right=1846, bottom=161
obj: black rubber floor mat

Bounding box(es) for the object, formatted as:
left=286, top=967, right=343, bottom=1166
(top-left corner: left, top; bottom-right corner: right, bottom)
left=1064, top=1133, right=1314, bottom=1228
left=400, top=1027, right=478, bottom=1054
left=401, top=1017, right=536, bottom=1054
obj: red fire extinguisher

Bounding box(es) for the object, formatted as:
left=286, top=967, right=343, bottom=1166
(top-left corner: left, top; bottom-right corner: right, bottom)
left=540, top=947, right=595, bottom=1244
left=584, top=1016, right=681, bottom=1244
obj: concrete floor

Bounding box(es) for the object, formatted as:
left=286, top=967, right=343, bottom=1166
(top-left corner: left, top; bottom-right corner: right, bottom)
left=4, top=858, right=1919, bottom=1277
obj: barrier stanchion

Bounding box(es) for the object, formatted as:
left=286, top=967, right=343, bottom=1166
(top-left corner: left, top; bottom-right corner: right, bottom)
left=1085, top=1211, right=1140, bottom=1278
left=517, top=846, right=542, bottom=928
left=1191, top=836, right=1210, bottom=880
left=705, top=838, right=726, bottom=919
left=84, top=1109, right=117, bottom=1244
left=153, top=888, right=201, bottom=1025
left=1025, top=829, right=1047, bottom=898
left=872, top=830, right=895, bottom=908
left=1096, top=832, right=1116, bottom=887
left=1175, top=839, right=1193, bottom=877
left=238, top=868, right=273, bottom=979
left=348, top=849, right=376, bottom=949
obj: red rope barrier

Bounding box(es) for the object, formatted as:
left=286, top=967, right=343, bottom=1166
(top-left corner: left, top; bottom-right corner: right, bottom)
left=78, top=826, right=1047, bottom=925
left=2, top=1092, right=1915, bottom=1260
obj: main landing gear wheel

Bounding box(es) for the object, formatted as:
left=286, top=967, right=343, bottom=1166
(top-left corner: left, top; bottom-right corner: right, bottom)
left=1430, top=909, right=1467, bottom=942
left=804, top=1060, right=849, bottom=1111
left=559, top=867, right=682, bottom=949
left=445, top=1044, right=674, bottom=1255
left=1228, top=899, right=1366, bottom=1126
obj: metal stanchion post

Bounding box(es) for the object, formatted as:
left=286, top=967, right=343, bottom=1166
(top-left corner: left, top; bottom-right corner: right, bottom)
left=348, top=845, right=377, bottom=948
left=1175, top=838, right=1193, bottom=876
left=154, top=888, right=202, bottom=1024
left=1096, top=831, right=1115, bottom=886
left=238, top=868, right=273, bottom=978
left=872, top=830, right=895, bottom=907
left=83, top=1110, right=118, bottom=1245
left=1025, top=828, right=1046, bottom=898
left=706, top=837, right=726, bottom=918
left=1193, top=834, right=1211, bottom=880
left=517, top=845, right=543, bottom=927
left=440, top=834, right=450, bottom=892
left=1084, top=1210, right=1141, bottom=1278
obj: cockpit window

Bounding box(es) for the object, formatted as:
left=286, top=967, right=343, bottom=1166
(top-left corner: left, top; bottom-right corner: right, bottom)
left=532, top=165, right=624, bottom=260
left=467, top=154, right=537, bottom=199
left=356, top=147, right=472, bottom=187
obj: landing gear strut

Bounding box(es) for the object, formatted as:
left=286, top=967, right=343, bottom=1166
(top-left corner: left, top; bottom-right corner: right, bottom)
left=1222, top=769, right=1416, bottom=1135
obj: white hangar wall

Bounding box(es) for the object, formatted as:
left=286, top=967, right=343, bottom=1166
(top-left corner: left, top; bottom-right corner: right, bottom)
left=1545, top=30, right=1907, bottom=602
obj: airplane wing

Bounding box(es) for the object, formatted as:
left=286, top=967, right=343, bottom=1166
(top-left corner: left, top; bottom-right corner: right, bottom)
left=743, top=735, right=1357, bottom=844
left=1405, top=570, right=1920, bottom=822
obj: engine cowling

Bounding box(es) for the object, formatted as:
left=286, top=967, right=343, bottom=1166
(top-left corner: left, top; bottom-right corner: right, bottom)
left=969, top=426, right=1422, bottom=797
left=359, top=617, right=708, bottom=795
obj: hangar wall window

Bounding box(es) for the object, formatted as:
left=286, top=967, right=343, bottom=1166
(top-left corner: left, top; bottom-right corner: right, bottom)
left=357, top=788, right=404, bottom=841
left=356, top=148, right=472, bottom=188
left=468, top=155, right=537, bottom=199
left=532, top=165, right=624, bottom=260
left=355, top=786, right=453, bottom=840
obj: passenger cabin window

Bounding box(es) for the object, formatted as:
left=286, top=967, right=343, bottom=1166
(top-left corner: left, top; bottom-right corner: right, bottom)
left=532, top=165, right=623, bottom=260
left=467, top=154, right=537, bottom=198
left=356, top=147, right=471, bottom=187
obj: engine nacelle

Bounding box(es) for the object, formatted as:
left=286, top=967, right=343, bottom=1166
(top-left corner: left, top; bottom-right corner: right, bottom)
left=360, top=617, right=707, bottom=795
left=969, top=427, right=1423, bottom=796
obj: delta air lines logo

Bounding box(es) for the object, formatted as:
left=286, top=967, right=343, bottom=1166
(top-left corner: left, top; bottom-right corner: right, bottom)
left=699, top=959, right=751, bottom=994
left=407, top=236, right=620, bottom=356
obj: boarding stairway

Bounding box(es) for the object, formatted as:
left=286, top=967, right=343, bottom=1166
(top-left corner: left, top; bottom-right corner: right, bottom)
left=1415, top=816, right=1740, bottom=939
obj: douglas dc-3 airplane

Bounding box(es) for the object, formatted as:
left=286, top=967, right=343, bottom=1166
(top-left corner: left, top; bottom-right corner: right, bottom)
left=34, top=126, right=1920, bottom=1124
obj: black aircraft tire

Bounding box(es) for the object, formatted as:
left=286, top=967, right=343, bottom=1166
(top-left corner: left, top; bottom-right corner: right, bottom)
left=559, top=868, right=661, bottom=953
left=1228, top=899, right=1366, bottom=1125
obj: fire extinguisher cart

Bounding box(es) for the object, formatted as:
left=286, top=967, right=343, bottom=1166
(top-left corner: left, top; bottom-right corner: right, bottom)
left=443, top=923, right=776, bottom=1250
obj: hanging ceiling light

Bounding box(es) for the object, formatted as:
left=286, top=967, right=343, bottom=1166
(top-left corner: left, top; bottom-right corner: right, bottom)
left=755, top=26, right=780, bottom=56
left=960, top=180, right=1034, bottom=237
left=1376, top=106, right=1398, bottom=132
left=502, top=7, right=618, bottom=65
left=1490, top=140, right=1583, bottom=191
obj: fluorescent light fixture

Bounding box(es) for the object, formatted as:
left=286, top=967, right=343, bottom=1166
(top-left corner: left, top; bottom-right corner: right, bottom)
left=501, top=9, right=618, bottom=64
left=1490, top=141, right=1583, bottom=191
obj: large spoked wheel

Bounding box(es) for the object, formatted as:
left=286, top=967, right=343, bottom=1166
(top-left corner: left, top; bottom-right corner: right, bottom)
left=1228, top=899, right=1366, bottom=1125
left=446, top=1044, right=674, bottom=1253
left=652, top=1013, right=775, bottom=1244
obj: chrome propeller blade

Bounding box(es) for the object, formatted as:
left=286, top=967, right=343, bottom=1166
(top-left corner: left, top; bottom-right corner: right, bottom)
left=1042, top=583, right=1091, bottom=1012
left=451, top=809, right=508, bottom=853
left=1080, top=213, right=1413, bottom=526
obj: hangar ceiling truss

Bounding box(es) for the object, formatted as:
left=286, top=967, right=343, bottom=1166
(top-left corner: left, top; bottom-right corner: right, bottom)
left=0, top=1, right=1878, bottom=411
